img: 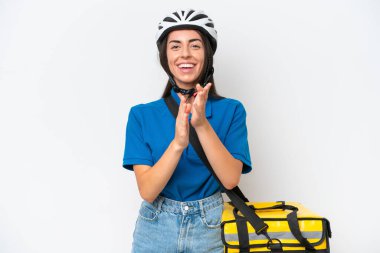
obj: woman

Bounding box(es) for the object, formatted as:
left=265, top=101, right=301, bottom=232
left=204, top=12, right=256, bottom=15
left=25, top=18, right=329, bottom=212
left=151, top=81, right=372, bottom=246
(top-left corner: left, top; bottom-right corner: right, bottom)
left=123, top=9, right=252, bottom=253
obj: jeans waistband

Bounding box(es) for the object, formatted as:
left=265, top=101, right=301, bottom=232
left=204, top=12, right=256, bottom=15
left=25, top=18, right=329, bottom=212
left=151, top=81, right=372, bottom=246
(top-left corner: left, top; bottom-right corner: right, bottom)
left=151, top=191, right=223, bottom=215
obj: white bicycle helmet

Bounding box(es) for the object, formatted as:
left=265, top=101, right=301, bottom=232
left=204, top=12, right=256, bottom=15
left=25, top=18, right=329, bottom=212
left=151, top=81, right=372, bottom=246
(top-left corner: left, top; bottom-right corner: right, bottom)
left=156, top=9, right=218, bottom=53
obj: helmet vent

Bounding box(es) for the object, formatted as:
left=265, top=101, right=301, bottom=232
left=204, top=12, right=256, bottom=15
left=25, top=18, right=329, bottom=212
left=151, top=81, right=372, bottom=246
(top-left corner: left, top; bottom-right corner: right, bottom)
left=185, top=10, right=195, bottom=19
left=163, top=17, right=176, bottom=22
left=205, top=23, right=214, bottom=28
left=173, top=12, right=181, bottom=20
left=158, top=25, right=163, bottom=30
left=189, top=14, right=208, bottom=21
left=181, top=10, right=185, bottom=16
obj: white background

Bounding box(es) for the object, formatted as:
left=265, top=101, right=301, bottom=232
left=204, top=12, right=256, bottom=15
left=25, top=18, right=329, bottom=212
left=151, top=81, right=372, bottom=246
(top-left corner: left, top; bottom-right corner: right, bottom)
left=1, top=0, right=379, bottom=252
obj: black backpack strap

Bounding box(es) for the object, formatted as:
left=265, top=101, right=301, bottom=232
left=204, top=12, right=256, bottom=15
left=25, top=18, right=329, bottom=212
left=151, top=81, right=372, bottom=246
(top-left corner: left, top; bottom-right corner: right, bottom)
left=233, top=211, right=250, bottom=253
left=164, top=95, right=270, bottom=238
left=287, top=211, right=316, bottom=251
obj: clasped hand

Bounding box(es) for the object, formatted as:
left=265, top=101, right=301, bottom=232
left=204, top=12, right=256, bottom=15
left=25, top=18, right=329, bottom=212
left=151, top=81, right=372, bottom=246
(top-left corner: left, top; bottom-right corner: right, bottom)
left=174, top=83, right=212, bottom=150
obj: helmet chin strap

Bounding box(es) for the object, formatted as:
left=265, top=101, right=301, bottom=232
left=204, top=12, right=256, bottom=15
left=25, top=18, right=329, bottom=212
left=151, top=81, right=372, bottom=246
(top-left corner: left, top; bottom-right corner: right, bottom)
left=169, top=75, right=196, bottom=97
left=169, top=60, right=214, bottom=100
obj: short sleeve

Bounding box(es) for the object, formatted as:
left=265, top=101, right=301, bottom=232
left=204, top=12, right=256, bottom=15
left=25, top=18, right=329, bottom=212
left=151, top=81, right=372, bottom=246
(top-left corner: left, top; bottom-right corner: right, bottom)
left=224, top=101, right=253, bottom=174
left=122, top=107, right=154, bottom=171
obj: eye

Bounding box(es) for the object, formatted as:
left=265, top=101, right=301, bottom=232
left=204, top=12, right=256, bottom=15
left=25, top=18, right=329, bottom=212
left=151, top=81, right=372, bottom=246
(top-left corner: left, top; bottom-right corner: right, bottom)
left=171, top=45, right=180, bottom=49
left=191, top=44, right=201, bottom=49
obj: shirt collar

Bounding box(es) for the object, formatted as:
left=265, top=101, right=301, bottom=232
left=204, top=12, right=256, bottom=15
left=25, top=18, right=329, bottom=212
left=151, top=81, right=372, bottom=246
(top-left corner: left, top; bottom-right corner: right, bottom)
left=170, top=87, right=212, bottom=118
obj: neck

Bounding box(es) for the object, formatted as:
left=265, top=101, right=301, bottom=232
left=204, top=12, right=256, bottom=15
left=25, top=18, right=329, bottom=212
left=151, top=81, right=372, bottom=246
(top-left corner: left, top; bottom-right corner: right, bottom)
left=173, top=79, right=196, bottom=90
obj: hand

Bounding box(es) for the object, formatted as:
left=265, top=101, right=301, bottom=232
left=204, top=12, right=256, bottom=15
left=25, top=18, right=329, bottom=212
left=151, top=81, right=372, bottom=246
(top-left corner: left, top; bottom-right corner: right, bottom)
left=190, top=83, right=212, bottom=128
left=173, top=93, right=191, bottom=150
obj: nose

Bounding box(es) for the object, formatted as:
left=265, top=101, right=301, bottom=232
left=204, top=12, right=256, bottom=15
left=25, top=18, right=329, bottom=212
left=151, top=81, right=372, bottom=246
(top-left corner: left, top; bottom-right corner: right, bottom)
left=181, top=45, right=191, bottom=58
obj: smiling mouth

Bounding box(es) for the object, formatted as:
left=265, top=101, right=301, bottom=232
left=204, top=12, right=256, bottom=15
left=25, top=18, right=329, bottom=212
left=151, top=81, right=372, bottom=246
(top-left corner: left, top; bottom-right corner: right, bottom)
left=177, top=63, right=195, bottom=73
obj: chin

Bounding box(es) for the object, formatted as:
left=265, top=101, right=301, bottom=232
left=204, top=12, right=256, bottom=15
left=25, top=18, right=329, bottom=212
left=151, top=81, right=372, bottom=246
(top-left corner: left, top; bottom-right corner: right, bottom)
left=175, top=77, right=199, bottom=87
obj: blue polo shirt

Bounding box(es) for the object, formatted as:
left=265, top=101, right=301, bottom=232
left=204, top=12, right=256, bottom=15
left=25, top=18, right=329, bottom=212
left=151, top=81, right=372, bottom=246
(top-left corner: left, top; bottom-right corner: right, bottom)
left=123, top=87, right=252, bottom=201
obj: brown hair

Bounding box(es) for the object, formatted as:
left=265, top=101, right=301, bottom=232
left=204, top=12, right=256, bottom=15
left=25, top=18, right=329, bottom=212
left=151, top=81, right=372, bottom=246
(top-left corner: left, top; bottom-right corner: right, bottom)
left=158, top=29, right=223, bottom=99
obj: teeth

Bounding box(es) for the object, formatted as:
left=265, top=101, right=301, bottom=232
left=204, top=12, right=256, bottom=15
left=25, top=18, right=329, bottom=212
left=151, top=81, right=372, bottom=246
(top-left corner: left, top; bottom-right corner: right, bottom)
left=178, top=63, right=194, bottom=68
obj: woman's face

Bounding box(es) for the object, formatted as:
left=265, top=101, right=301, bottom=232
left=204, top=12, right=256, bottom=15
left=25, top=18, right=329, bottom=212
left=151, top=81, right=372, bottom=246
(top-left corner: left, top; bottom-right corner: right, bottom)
left=166, top=29, right=205, bottom=90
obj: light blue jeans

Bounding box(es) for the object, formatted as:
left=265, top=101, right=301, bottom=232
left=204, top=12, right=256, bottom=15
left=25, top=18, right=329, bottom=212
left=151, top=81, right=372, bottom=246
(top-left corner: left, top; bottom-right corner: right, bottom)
left=131, top=191, right=224, bottom=253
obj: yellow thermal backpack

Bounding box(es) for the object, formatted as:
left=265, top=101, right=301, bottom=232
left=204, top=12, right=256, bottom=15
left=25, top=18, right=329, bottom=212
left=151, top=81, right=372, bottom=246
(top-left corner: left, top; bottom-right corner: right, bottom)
left=165, top=96, right=332, bottom=253
left=221, top=201, right=331, bottom=252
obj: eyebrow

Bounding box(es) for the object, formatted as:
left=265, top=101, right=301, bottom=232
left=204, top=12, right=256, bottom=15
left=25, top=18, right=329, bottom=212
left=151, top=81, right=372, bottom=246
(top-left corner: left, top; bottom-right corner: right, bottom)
left=168, top=38, right=202, bottom=44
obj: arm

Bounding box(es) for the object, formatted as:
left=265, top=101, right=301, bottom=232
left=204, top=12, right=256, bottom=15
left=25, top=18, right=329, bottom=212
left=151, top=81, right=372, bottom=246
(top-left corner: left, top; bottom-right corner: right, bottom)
left=133, top=141, right=184, bottom=203
left=190, top=83, right=248, bottom=190
left=133, top=95, right=192, bottom=203
left=194, top=121, right=243, bottom=190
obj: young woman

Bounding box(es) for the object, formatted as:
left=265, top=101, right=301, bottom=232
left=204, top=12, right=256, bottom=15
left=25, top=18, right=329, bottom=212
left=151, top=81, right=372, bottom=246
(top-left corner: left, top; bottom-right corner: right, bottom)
left=123, top=9, right=253, bottom=253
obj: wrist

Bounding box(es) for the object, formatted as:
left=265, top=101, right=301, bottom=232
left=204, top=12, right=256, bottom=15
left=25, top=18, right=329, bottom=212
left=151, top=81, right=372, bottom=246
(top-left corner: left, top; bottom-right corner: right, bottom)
left=170, top=140, right=185, bottom=153
left=194, top=119, right=210, bottom=132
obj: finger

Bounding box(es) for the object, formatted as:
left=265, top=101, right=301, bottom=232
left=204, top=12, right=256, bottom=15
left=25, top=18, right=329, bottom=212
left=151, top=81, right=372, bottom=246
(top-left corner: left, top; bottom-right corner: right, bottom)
left=204, top=83, right=212, bottom=99
left=181, top=103, right=190, bottom=123
left=196, top=83, right=204, bottom=92
left=182, top=109, right=189, bottom=125
left=203, top=83, right=211, bottom=93
left=198, top=83, right=211, bottom=97
left=179, top=93, right=186, bottom=104
left=178, top=94, right=186, bottom=113
left=198, top=89, right=206, bottom=101
left=184, top=103, right=191, bottom=114
left=193, top=91, right=203, bottom=105
left=205, top=82, right=212, bottom=90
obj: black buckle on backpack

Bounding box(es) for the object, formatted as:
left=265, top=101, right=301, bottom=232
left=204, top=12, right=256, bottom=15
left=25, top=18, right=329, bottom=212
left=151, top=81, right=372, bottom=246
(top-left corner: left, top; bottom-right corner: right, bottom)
left=256, top=223, right=269, bottom=235
left=267, top=238, right=283, bottom=252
